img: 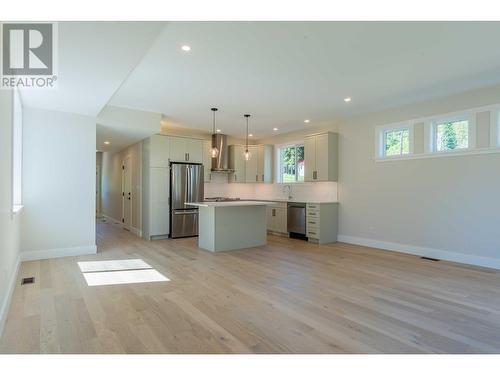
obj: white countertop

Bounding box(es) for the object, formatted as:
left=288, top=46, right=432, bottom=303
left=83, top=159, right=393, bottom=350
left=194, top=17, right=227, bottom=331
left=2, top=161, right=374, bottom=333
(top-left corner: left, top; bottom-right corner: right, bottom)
left=186, top=201, right=274, bottom=207
left=248, top=199, right=338, bottom=204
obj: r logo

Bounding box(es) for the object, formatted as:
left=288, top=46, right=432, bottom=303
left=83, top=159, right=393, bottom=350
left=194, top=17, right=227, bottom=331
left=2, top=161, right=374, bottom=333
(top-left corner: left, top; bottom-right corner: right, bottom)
left=2, top=23, right=53, bottom=75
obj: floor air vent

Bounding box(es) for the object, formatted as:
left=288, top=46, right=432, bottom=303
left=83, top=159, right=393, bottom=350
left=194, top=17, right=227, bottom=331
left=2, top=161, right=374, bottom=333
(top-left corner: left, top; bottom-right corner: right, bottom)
left=421, top=257, right=440, bottom=262
left=21, top=277, right=35, bottom=285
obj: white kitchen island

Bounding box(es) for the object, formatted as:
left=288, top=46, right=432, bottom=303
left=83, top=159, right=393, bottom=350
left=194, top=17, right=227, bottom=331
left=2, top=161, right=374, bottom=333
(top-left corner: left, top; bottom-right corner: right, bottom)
left=186, top=201, right=272, bottom=252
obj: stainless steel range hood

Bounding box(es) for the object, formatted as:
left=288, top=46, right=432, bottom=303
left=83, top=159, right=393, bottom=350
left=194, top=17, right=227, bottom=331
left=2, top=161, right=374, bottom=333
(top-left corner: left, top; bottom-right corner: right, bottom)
left=211, top=133, right=234, bottom=172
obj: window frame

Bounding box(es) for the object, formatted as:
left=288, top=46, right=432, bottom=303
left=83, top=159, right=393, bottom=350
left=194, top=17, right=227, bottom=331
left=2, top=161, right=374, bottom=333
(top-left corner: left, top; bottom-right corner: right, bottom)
left=427, top=112, right=476, bottom=154
left=12, top=89, right=23, bottom=212
left=276, top=142, right=305, bottom=184
left=375, top=122, right=414, bottom=160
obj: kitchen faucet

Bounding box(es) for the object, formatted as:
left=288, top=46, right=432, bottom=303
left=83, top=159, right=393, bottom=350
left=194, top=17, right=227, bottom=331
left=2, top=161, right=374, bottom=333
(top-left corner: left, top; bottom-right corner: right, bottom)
left=283, top=184, right=293, bottom=200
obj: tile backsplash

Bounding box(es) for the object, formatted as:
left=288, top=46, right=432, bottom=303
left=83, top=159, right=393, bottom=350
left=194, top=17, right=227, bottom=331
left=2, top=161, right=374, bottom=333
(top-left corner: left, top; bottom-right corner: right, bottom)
left=205, top=173, right=338, bottom=202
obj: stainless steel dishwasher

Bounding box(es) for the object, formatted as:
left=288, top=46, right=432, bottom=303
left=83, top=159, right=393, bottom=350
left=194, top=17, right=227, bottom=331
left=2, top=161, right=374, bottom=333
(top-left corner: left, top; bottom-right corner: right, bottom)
left=287, top=202, right=306, bottom=238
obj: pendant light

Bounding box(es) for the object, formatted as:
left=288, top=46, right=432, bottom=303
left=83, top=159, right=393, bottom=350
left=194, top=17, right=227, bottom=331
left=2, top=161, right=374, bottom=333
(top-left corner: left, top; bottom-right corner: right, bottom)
left=210, top=108, right=219, bottom=158
left=243, top=114, right=252, bottom=161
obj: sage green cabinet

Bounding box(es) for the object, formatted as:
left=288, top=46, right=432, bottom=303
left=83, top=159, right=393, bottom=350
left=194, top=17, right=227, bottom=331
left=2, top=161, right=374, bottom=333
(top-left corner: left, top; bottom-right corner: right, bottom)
left=202, top=140, right=212, bottom=182
left=228, top=145, right=246, bottom=183
left=169, top=136, right=203, bottom=163
left=304, top=132, right=338, bottom=182
left=229, top=144, right=273, bottom=183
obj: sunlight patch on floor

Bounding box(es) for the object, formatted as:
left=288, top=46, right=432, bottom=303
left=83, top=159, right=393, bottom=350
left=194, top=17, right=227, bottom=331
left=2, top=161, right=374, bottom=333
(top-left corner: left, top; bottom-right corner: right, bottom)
left=77, top=259, right=152, bottom=272
left=82, top=269, right=169, bottom=286
left=78, top=259, right=169, bottom=286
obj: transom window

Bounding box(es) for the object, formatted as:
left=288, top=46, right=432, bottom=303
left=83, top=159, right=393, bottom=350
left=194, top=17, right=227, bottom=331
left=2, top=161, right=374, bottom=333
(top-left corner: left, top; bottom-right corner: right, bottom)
left=278, top=144, right=304, bottom=183
left=435, top=119, right=469, bottom=152
left=384, top=128, right=409, bottom=157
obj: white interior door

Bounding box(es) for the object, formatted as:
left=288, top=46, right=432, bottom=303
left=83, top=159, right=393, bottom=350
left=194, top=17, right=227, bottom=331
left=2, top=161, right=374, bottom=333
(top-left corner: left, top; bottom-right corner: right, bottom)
left=122, top=157, right=132, bottom=229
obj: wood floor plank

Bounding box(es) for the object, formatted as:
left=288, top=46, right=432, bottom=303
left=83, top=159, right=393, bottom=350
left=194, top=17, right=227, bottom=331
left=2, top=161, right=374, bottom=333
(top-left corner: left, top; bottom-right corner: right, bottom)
left=1, top=220, right=500, bottom=353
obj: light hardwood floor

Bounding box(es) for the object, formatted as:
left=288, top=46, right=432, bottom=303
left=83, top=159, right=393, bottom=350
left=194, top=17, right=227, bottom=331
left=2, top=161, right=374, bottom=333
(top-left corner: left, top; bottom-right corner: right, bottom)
left=1, top=219, right=500, bottom=353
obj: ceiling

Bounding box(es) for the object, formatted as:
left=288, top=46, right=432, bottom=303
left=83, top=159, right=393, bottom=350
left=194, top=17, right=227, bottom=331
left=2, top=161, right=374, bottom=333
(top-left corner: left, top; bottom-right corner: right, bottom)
left=108, top=21, right=500, bottom=139
left=20, top=21, right=500, bottom=144
left=20, top=21, right=165, bottom=117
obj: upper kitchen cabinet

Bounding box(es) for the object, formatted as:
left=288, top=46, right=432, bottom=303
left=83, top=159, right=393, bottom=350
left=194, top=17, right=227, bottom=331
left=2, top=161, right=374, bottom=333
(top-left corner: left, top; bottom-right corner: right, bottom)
left=245, top=145, right=259, bottom=183
left=169, top=136, right=203, bottom=163
left=256, top=144, right=273, bottom=183
left=149, top=135, right=170, bottom=168
left=228, top=145, right=246, bottom=183
left=304, top=132, right=338, bottom=182
left=229, top=144, right=274, bottom=183
left=202, top=140, right=212, bottom=182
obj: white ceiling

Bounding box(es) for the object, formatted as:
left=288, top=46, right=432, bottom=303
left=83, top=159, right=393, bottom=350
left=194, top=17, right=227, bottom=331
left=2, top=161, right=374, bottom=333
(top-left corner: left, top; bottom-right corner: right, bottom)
left=107, top=21, right=500, bottom=139
left=96, top=105, right=161, bottom=153
left=20, top=21, right=165, bottom=117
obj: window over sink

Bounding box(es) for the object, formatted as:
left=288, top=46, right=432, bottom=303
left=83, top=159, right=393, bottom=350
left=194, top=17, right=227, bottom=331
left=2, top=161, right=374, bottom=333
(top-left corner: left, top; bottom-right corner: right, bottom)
left=278, top=144, right=304, bottom=183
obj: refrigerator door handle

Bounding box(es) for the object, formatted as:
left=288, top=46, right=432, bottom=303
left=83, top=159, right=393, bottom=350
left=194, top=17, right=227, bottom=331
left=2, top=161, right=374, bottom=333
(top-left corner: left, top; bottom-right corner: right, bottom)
left=187, top=165, right=191, bottom=203
left=174, top=210, right=198, bottom=215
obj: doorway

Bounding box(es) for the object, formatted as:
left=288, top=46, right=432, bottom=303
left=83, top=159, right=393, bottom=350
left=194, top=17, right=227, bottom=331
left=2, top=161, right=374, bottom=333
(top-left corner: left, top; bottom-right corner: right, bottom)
left=122, top=156, right=132, bottom=230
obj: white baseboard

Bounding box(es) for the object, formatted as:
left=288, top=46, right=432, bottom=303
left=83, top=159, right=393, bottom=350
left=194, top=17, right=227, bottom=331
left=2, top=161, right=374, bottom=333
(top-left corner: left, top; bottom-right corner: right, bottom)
left=20, top=245, right=97, bottom=262
left=337, top=235, right=500, bottom=270
left=0, top=254, right=21, bottom=338
left=130, top=226, right=142, bottom=237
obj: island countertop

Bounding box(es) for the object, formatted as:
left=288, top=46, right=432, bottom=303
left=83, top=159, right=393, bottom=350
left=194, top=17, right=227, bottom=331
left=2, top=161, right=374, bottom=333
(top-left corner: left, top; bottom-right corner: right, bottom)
left=185, top=201, right=273, bottom=208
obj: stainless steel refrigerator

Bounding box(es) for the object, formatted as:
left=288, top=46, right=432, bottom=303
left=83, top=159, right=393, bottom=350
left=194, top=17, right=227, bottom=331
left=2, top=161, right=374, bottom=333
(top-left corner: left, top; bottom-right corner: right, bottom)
left=170, top=162, right=204, bottom=238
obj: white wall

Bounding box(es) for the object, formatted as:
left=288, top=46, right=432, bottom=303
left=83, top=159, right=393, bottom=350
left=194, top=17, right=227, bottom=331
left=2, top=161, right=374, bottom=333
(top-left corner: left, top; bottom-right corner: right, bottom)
left=335, top=85, right=500, bottom=269
left=21, top=107, right=97, bottom=260
left=259, top=84, right=500, bottom=269
left=101, top=141, right=142, bottom=232
left=0, top=89, right=21, bottom=335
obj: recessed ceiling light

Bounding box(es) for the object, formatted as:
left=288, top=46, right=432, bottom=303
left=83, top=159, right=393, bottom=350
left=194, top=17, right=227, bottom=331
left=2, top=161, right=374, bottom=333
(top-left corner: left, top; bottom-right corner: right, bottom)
left=216, top=129, right=221, bottom=133
left=104, top=141, right=110, bottom=145
left=181, top=45, right=191, bottom=52
left=344, top=97, right=352, bottom=103
left=273, top=128, right=278, bottom=131
left=304, top=119, right=310, bottom=123
left=249, top=134, right=253, bottom=137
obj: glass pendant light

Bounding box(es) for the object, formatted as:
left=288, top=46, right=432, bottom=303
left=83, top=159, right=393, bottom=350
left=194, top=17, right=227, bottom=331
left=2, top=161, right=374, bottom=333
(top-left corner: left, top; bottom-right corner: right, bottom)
left=243, top=114, right=252, bottom=161
left=210, top=108, right=219, bottom=158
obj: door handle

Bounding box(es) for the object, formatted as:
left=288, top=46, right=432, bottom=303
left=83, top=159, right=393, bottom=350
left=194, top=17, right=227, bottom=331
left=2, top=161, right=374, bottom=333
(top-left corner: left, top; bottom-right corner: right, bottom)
left=313, top=171, right=317, bottom=180
left=256, top=174, right=258, bottom=182
left=174, top=210, right=198, bottom=215
left=272, top=208, right=276, bottom=216
left=262, top=174, right=264, bottom=181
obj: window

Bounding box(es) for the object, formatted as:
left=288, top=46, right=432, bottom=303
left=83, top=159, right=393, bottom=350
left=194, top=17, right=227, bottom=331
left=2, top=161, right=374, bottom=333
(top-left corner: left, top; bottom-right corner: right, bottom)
left=376, top=123, right=413, bottom=159
left=12, top=89, right=22, bottom=209
left=278, top=144, right=304, bottom=183
left=435, top=119, right=469, bottom=152
left=384, top=128, right=409, bottom=157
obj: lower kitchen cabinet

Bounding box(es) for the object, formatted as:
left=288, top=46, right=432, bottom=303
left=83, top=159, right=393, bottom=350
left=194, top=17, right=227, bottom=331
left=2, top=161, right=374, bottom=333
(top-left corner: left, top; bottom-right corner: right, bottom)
left=266, top=202, right=287, bottom=234
left=306, top=202, right=338, bottom=244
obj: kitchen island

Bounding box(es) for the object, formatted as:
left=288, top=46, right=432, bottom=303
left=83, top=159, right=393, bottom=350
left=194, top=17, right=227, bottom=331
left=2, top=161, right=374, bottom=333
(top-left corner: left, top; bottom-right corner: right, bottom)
left=186, top=201, right=272, bottom=252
